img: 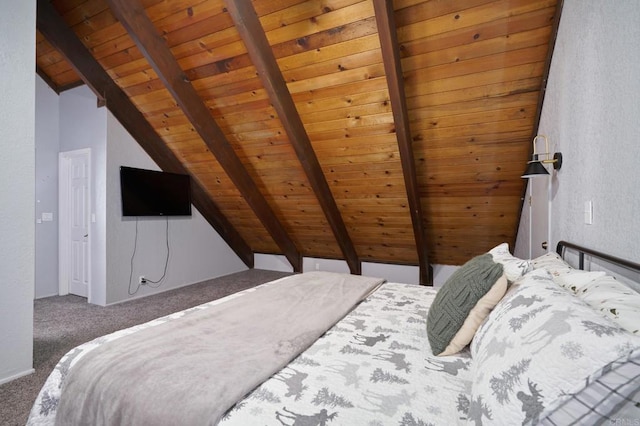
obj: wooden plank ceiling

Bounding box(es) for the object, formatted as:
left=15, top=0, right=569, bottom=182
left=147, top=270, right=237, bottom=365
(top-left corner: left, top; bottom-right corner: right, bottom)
left=36, top=0, right=561, bottom=283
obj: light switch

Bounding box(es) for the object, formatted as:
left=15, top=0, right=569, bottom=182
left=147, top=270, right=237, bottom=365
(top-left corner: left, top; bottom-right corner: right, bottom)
left=584, top=201, right=593, bottom=225
left=42, top=212, right=54, bottom=222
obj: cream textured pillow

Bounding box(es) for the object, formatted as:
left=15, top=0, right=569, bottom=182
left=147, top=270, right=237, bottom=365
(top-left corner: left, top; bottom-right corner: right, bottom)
left=438, top=273, right=508, bottom=356
left=488, top=242, right=532, bottom=283
left=427, top=253, right=505, bottom=356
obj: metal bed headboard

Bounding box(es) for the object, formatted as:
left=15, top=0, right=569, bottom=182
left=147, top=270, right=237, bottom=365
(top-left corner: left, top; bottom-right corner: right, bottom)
left=556, top=240, right=640, bottom=273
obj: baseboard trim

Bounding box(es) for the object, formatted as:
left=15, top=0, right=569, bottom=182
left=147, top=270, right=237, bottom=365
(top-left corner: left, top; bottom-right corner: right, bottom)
left=0, top=368, right=35, bottom=386
left=35, top=292, right=59, bottom=300
left=103, top=271, right=247, bottom=307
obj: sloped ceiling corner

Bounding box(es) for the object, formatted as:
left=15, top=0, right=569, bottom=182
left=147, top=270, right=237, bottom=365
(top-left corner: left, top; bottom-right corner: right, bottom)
left=36, top=0, right=562, bottom=284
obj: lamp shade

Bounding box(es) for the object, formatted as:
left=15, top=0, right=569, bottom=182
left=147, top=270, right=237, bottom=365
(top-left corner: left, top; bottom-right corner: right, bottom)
left=521, top=161, right=549, bottom=178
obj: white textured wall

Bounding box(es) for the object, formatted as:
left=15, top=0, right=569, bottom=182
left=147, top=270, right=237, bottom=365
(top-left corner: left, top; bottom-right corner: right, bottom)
left=51, top=87, right=248, bottom=305
left=105, top=112, right=247, bottom=304
left=0, top=0, right=35, bottom=384
left=257, top=253, right=455, bottom=286
left=35, top=75, right=61, bottom=298
left=525, top=1, right=640, bottom=263
left=362, top=262, right=419, bottom=285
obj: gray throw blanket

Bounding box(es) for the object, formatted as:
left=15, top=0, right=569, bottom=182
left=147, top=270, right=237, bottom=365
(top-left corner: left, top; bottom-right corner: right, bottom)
left=55, top=271, right=384, bottom=426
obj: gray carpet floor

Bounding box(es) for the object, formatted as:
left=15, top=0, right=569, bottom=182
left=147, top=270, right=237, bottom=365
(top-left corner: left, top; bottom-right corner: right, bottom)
left=0, top=269, right=291, bottom=426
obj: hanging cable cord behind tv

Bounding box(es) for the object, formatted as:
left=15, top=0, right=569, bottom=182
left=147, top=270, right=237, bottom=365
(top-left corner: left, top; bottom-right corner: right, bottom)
left=128, top=216, right=170, bottom=295
left=128, top=217, right=141, bottom=295
left=145, top=216, right=170, bottom=288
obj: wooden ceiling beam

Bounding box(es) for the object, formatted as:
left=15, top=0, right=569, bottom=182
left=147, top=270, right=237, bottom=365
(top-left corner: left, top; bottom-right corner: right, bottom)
left=106, top=0, right=302, bottom=272
left=373, top=0, right=431, bottom=285
left=36, top=65, right=61, bottom=94
left=57, top=79, right=86, bottom=94
left=36, top=0, right=254, bottom=268
left=35, top=65, right=86, bottom=97
left=225, top=0, right=361, bottom=276
left=34, top=26, right=107, bottom=106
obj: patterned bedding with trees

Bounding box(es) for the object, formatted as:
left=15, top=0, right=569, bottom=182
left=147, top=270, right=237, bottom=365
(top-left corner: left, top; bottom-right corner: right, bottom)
left=219, top=252, right=640, bottom=426
left=28, top=247, right=640, bottom=425
left=219, top=282, right=474, bottom=426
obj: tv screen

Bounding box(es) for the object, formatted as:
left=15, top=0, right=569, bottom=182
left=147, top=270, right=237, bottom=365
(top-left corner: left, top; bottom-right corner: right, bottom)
left=120, top=166, right=192, bottom=216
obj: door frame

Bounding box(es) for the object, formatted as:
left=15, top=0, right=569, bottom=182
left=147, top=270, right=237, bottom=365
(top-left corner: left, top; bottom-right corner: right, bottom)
left=528, top=168, right=552, bottom=259
left=58, top=148, right=92, bottom=301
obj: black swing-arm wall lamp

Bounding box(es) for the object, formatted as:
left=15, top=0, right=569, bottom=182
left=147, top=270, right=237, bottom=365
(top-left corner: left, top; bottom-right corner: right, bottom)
left=521, top=135, right=563, bottom=178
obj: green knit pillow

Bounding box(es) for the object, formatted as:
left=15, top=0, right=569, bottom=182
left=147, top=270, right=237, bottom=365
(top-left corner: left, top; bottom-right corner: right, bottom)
left=427, top=253, right=504, bottom=356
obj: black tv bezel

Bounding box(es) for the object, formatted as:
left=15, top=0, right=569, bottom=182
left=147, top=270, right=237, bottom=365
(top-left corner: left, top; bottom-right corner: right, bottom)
left=119, top=166, right=192, bottom=217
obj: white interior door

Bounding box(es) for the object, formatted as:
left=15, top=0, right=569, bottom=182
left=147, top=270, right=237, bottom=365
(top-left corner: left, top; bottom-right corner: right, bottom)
left=59, top=149, right=91, bottom=298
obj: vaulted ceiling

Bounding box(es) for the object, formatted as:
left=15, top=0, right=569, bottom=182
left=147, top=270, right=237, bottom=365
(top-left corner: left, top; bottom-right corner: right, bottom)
left=35, top=0, right=562, bottom=283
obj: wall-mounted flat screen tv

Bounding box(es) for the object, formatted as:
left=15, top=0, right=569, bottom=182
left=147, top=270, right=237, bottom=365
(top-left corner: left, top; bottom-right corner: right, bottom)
left=120, top=166, right=192, bottom=216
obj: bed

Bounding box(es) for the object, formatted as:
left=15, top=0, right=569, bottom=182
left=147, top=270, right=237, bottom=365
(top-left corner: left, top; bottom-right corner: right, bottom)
left=27, top=242, right=640, bottom=425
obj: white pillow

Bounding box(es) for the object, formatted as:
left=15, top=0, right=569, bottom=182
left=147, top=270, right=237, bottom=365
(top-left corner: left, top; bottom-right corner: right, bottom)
left=555, top=271, right=606, bottom=293
left=574, top=275, right=640, bottom=335
left=489, top=243, right=532, bottom=283
left=531, top=252, right=574, bottom=277
left=469, top=269, right=640, bottom=424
